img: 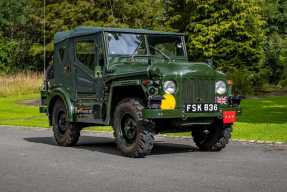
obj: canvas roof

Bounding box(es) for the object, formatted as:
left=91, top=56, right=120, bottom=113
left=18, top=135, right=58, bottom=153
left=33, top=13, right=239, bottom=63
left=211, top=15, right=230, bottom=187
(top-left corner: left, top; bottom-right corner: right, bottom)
left=54, top=26, right=184, bottom=44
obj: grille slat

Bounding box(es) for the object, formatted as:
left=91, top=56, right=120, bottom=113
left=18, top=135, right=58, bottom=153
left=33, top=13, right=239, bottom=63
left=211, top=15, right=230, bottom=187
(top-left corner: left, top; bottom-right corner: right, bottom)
left=182, top=80, right=215, bottom=104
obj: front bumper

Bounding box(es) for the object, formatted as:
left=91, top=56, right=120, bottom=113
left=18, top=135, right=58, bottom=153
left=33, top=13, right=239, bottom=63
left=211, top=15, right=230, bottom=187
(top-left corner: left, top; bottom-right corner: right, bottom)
left=143, top=105, right=241, bottom=120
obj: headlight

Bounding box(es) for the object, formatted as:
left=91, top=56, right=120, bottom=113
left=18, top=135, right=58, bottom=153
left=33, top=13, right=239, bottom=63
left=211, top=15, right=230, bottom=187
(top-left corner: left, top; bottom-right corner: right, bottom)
left=215, top=81, right=227, bottom=95
left=163, top=81, right=176, bottom=94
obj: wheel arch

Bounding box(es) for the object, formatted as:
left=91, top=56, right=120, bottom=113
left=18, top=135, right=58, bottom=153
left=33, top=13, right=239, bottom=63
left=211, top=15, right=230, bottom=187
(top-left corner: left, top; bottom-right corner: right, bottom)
left=106, top=82, right=147, bottom=124
left=47, top=88, right=76, bottom=125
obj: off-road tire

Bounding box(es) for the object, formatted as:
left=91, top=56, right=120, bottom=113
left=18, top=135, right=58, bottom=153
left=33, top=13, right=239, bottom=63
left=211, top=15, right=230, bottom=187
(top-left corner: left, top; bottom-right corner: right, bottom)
left=192, top=119, right=231, bottom=151
left=52, top=100, right=80, bottom=146
left=113, top=98, right=154, bottom=158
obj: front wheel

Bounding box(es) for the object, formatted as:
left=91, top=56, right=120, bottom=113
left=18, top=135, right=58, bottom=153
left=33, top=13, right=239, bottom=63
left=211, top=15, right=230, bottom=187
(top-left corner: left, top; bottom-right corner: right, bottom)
left=52, top=100, right=80, bottom=146
left=192, top=119, right=232, bottom=151
left=113, top=98, right=154, bottom=158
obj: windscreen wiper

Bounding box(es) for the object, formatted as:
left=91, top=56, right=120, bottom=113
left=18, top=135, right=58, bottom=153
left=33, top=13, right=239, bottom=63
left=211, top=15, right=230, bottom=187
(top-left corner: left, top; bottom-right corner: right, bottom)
left=128, top=39, right=144, bottom=61
left=149, top=46, right=171, bottom=62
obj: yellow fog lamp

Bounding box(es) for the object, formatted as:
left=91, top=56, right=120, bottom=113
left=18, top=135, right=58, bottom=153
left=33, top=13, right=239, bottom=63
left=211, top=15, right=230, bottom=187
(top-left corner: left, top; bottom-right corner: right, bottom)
left=160, top=94, right=176, bottom=110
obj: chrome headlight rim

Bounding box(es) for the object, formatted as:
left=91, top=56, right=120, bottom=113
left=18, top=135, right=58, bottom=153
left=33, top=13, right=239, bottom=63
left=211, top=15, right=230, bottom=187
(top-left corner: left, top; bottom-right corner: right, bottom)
left=163, top=80, right=176, bottom=94
left=215, top=80, right=227, bottom=95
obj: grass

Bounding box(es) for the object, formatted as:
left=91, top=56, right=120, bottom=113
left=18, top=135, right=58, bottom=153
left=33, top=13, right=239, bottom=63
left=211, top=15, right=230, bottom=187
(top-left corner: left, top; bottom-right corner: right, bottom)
left=0, top=73, right=45, bottom=127
left=233, top=96, right=287, bottom=142
left=0, top=72, right=42, bottom=97
left=0, top=94, right=48, bottom=127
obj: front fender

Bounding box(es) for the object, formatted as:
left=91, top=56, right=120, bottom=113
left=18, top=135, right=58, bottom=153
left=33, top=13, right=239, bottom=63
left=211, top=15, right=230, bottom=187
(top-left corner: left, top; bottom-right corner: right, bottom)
left=105, top=80, right=146, bottom=124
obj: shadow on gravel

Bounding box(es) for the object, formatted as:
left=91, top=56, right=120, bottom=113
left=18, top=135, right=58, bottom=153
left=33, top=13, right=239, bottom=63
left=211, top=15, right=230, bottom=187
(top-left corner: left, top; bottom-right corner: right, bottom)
left=24, top=136, right=198, bottom=156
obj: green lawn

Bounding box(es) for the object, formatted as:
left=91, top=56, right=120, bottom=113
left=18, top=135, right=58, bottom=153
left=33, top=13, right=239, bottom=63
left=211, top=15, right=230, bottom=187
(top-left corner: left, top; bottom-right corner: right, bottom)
left=0, top=94, right=286, bottom=142
left=233, top=96, right=287, bottom=142
left=0, top=94, right=48, bottom=128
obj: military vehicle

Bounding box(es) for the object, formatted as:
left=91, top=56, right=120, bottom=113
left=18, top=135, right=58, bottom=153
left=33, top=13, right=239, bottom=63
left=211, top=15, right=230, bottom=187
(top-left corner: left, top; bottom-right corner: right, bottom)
left=40, top=27, right=242, bottom=157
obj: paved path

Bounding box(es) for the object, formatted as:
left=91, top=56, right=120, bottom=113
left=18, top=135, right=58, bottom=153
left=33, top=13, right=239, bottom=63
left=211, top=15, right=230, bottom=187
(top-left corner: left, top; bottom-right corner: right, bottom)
left=0, top=126, right=286, bottom=192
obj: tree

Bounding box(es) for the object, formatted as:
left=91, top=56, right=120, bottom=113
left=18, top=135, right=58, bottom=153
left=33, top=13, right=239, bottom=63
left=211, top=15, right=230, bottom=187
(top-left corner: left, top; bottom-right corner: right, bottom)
left=0, top=0, right=28, bottom=39
left=165, top=0, right=268, bottom=93
left=0, top=0, right=34, bottom=73
left=262, top=0, right=287, bottom=85
left=27, top=0, right=165, bottom=71
left=0, top=35, right=18, bottom=73
left=0, top=0, right=286, bottom=93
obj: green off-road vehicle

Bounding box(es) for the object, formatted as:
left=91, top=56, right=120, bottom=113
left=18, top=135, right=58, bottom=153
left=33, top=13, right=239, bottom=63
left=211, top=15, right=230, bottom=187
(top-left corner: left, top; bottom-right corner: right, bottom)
left=40, top=27, right=242, bottom=157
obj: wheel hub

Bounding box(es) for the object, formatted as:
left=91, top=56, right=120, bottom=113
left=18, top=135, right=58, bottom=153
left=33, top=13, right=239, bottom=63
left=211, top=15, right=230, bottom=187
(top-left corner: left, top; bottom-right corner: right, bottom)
left=58, top=111, right=66, bottom=133
left=122, top=115, right=137, bottom=144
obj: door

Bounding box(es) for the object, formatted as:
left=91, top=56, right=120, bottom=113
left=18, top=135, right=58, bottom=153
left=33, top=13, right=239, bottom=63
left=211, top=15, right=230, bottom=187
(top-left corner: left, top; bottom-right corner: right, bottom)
left=54, top=40, right=76, bottom=98
left=74, top=36, right=97, bottom=94
left=73, top=34, right=105, bottom=122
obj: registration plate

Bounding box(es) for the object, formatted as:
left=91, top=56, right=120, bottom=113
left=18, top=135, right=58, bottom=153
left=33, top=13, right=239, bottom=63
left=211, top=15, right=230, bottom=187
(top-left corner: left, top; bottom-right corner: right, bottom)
left=185, top=104, right=218, bottom=113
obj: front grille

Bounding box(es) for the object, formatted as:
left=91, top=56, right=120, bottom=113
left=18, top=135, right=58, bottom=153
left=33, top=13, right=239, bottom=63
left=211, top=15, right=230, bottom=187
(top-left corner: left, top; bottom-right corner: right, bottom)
left=182, top=79, right=215, bottom=104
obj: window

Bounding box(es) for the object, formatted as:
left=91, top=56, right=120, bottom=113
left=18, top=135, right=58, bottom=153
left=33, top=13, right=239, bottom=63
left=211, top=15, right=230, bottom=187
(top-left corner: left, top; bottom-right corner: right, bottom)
left=76, top=40, right=96, bottom=71
left=107, top=33, right=146, bottom=56
left=58, top=41, right=69, bottom=71
left=59, top=45, right=66, bottom=62
left=57, top=41, right=66, bottom=62
left=148, top=35, right=184, bottom=57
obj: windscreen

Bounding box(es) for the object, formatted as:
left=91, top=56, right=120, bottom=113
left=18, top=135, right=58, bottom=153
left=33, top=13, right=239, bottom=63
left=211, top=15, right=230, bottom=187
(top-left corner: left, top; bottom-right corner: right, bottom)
left=107, top=32, right=146, bottom=56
